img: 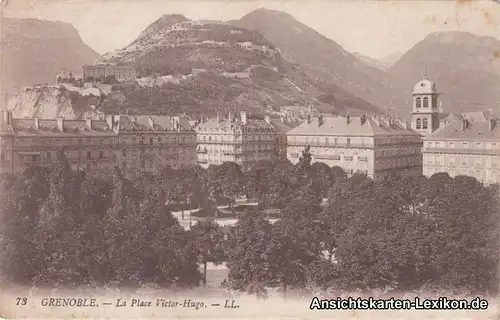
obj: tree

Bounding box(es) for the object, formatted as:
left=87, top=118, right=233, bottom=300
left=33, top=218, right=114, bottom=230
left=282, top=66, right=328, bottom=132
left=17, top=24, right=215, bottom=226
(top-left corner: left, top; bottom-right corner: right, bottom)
left=33, top=150, right=85, bottom=287
left=0, top=168, right=49, bottom=285
left=189, top=219, right=225, bottom=286
left=97, top=167, right=201, bottom=288
left=224, top=209, right=278, bottom=298
left=206, top=162, right=244, bottom=209
left=244, top=160, right=274, bottom=204
left=425, top=176, right=499, bottom=295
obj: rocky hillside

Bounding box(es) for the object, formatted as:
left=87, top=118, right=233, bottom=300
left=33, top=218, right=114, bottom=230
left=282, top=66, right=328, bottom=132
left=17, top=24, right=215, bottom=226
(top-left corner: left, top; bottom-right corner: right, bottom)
left=94, top=14, right=380, bottom=117
left=388, top=31, right=500, bottom=115
left=231, top=8, right=402, bottom=113
left=3, top=18, right=99, bottom=94
left=7, top=85, right=103, bottom=119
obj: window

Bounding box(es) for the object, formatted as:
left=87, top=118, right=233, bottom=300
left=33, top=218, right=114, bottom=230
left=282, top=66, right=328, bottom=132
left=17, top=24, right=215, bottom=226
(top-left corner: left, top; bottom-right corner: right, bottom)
left=334, top=138, right=338, bottom=145
left=122, top=149, right=126, bottom=157
left=141, top=160, right=145, bottom=168
left=78, top=139, right=82, bottom=145
left=416, top=97, right=422, bottom=108
left=416, top=118, right=422, bottom=129
left=423, top=97, right=429, bottom=108
left=346, top=138, right=351, bottom=146
left=344, top=156, right=353, bottom=161
left=158, top=137, right=162, bottom=144
left=99, top=151, right=104, bottom=159
left=422, top=118, right=428, bottom=129
left=87, top=151, right=91, bottom=160
left=47, top=152, right=51, bottom=161
left=123, top=161, right=127, bottom=169
left=463, top=142, right=468, bottom=149
left=150, top=137, right=154, bottom=145
left=0, top=153, right=4, bottom=163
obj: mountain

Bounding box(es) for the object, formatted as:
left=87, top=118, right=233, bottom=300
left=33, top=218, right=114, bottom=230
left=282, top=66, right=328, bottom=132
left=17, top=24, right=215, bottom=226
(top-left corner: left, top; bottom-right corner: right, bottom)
left=388, top=31, right=500, bottom=115
left=352, top=53, right=384, bottom=70
left=2, top=18, right=99, bottom=94
left=94, top=14, right=380, bottom=117
left=231, top=8, right=401, bottom=113
left=379, top=51, right=404, bottom=70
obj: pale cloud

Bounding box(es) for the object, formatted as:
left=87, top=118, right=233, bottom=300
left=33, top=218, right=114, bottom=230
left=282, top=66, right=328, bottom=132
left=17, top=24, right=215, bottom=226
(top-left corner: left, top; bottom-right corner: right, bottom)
left=3, top=0, right=500, bottom=59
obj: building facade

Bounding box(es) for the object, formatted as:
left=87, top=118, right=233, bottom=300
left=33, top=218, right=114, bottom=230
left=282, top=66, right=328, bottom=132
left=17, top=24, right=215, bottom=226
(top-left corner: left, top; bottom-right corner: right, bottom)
left=195, top=111, right=290, bottom=169
left=286, top=114, right=422, bottom=180
left=82, top=65, right=137, bottom=82
left=0, top=112, right=196, bottom=176
left=422, top=112, right=500, bottom=185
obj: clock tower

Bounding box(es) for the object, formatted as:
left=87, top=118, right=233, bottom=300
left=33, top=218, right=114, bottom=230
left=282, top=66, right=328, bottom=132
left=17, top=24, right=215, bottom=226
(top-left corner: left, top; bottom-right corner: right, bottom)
left=411, top=77, right=440, bottom=136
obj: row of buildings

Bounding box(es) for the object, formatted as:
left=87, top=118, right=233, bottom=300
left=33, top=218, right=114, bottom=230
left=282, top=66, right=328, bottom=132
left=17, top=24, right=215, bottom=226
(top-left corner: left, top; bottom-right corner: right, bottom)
left=0, top=78, right=499, bottom=184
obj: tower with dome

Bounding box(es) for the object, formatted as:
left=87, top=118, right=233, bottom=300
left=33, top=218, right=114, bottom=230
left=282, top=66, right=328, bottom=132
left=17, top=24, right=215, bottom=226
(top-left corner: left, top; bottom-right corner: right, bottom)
left=411, top=76, right=441, bottom=136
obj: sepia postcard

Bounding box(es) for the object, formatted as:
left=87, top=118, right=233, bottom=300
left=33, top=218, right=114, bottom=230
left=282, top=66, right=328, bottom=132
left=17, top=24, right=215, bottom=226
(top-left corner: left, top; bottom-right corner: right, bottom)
left=1, top=0, right=500, bottom=319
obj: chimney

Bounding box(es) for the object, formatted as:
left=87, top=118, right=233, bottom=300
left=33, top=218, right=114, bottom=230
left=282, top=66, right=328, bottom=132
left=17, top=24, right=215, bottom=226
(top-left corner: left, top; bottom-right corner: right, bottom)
left=86, top=118, right=92, bottom=130
left=56, top=118, right=64, bottom=132
left=264, top=115, right=270, bottom=124
left=346, top=114, right=350, bottom=124
left=106, top=115, right=114, bottom=129
left=216, top=112, right=220, bottom=125
left=172, top=116, right=180, bottom=131
left=280, top=115, right=285, bottom=123
left=318, top=114, right=323, bottom=127
left=3, top=111, right=12, bottom=125
left=241, top=111, right=248, bottom=125
left=228, top=111, right=234, bottom=123
left=148, top=116, right=154, bottom=130
left=307, top=114, right=311, bottom=124
left=462, top=119, right=468, bottom=131
left=360, top=114, right=367, bottom=125
left=34, top=117, right=40, bottom=130
left=372, top=116, right=380, bottom=127
left=489, top=118, right=496, bottom=131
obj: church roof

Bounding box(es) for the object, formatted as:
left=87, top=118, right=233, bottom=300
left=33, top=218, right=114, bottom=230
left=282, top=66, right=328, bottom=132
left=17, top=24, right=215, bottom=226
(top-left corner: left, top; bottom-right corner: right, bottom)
left=413, top=78, right=436, bottom=95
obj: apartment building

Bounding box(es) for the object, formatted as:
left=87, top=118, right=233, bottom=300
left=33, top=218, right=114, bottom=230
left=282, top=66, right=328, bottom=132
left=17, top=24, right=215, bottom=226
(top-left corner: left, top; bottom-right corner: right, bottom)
left=0, top=111, right=196, bottom=176
left=422, top=112, right=500, bottom=184
left=195, top=111, right=291, bottom=169
left=286, top=114, right=422, bottom=180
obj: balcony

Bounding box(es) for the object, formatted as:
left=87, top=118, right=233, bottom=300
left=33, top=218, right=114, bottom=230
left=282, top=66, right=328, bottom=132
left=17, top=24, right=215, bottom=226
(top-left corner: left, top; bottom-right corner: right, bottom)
left=314, top=155, right=341, bottom=161
left=224, top=150, right=243, bottom=155
left=196, top=140, right=240, bottom=145
left=288, top=141, right=373, bottom=148
left=423, top=147, right=500, bottom=156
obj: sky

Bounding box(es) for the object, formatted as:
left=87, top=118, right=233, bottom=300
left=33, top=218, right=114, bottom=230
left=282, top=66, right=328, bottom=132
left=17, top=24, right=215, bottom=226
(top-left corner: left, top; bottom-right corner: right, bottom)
left=3, top=0, right=500, bottom=59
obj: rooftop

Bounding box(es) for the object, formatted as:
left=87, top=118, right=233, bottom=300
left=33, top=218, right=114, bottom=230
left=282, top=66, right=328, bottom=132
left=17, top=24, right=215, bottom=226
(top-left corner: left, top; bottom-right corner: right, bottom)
left=287, top=114, right=419, bottom=137
left=425, top=111, right=500, bottom=141
left=1, top=114, right=194, bottom=136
